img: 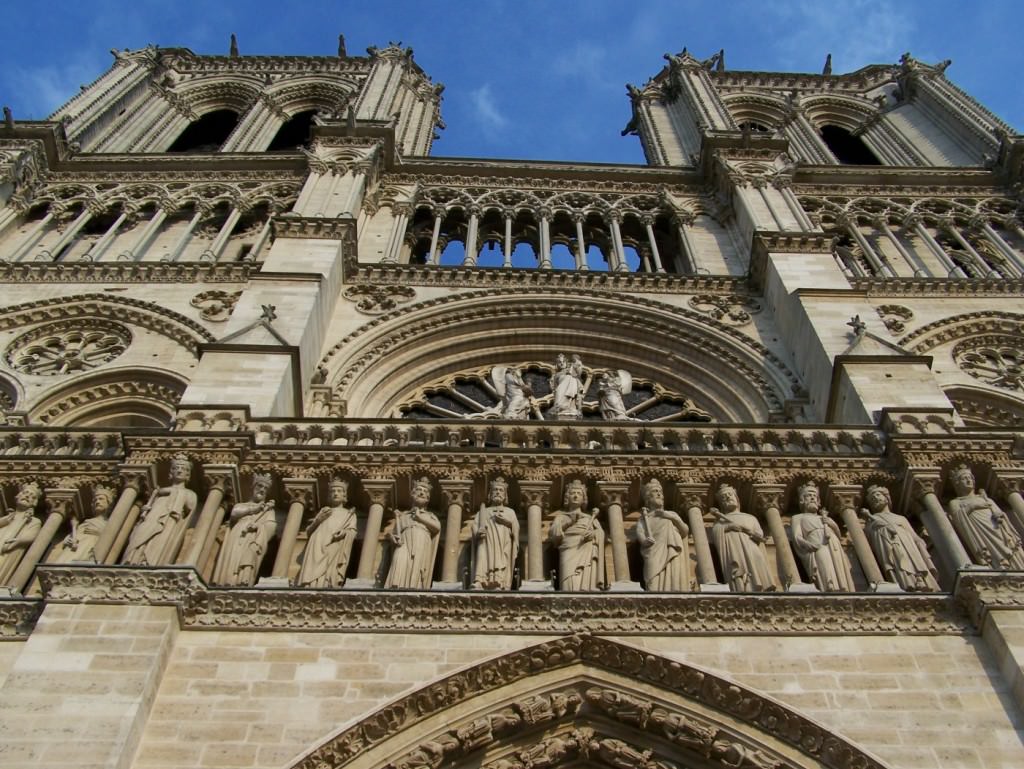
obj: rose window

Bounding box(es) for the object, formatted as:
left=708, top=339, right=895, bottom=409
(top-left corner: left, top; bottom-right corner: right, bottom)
left=954, top=337, right=1024, bottom=391
left=6, top=321, right=131, bottom=376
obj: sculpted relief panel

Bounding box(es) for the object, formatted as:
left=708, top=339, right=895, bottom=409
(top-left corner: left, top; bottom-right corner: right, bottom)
left=398, top=353, right=712, bottom=423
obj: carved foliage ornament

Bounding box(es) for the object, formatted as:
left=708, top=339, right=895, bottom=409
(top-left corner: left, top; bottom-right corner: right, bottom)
left=190, top=290, right=243, bottom=322
left=342, top=284, right=416, bottom=314
left=954, top=335, right=1024, bottom=392
left=5, top=320, right=131, bottom=376
left=689, top=294, right=762, bottom=326
left=875, top=304, right=913, bottom=335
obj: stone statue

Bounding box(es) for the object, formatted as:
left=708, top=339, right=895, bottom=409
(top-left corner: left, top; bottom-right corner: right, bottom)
left=637, top=479, right=690, bottom=591
left=122, top=454, right=198, bottom=566
left=710, top=483, right=774, bottom=592
left=212, top=473, right=277, bottom=586
left=597, top=369, right=634, bottom=421
left=470, top=476, right=519, bottom=590
left=650, top=707, right=718, bottom=752
left=790, top=483, right=855, bottom=592
left=548, top=479, right=605, bottom=590
left=296, top=477, right=357, bottom=588
left=384, top=476, right=441, bottom=589
left=492, top=366, right=533, bottom=419
left=548, top=353, right=585, bottom=420
left=56, top=484, right=113, bottom=563
left=860, top=485, right=939, bottom=591
left=945, top=465, right=1024, bottom=570
left=0, top=482, right=42, bottom=584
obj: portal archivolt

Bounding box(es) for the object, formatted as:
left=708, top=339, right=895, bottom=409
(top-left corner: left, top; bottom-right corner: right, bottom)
left=322, top=290, right=797, bottom=423
left=290, top=635, right=887, bottom=769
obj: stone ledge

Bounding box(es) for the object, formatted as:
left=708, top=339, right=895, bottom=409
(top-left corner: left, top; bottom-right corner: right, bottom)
left=954, top=569, right=1024, bottom=628
left=38, top=565, right=969, bottom=635
left=0, top=598, right=43, bottom=639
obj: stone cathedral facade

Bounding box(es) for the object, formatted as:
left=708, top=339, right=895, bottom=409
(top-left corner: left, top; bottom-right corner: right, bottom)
left=0, top=38, right=1023, bottom=769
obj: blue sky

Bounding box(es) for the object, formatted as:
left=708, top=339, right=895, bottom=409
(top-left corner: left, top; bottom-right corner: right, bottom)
left=2, top=0, right=1021, bottom=164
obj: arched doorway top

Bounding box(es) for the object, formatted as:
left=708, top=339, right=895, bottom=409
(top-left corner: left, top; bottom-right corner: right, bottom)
left=289, top=634, right=889, bottom=769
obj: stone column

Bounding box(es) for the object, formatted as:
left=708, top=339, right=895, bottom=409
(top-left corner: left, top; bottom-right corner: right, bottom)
left=519, top=481, right=551, bottom=590
left=272, top=478, right=317, bottom=580
left=608, top=212, right=627, bottom=271
left=9, top=210, right=55, bottom=262
left=10, top=488, right=76, bottom=595
left=199, top=206, right=243, bottom=263
left=353, top=479, right=393, bottom=585
left=976, top=218, right=1024, bottom=276
left=674, top=212, right=697, bottom=274
left=905, top=214, right=965, bottom=277
left=774, top=178, right=815, bottom=231
left=439, top=480, right=472, bottom=587
left=180, top=465, right=238, bottom=568
left=642, top=215, right=664, bottom=272
left=166, top=207, right=205, bottom=262
left=38, top=205, right=95, bottom=261
left=874, top=215, right=928, bottom=276
left=599, top=482, right=636, bottom=588
left=94, top=464, right=154, bottom=564
left=83, top=210, right=129, bottom=262
left=906, top=472, right=972, bottom=586
left=678, top=486, right=720, bottom=589
left=462, top=206, right=480, bottom=267
left=754, top=486, right=806, bottom=591
left=503, top=210, right=514, bottom=267
left=830, top=485, right=887, bottom=589
left=119, top=206, right=169, bottom=261
left=537, top=208, right=552, bottom=269
left=942, top=217, right=996, bottom=276
left=427, top=208, right=443, bottom=265
left=838, top=213, right=893, bottom=277
left=573, top=213, right=588, bottom=270
left=991, top=471, right=1024, bottom=540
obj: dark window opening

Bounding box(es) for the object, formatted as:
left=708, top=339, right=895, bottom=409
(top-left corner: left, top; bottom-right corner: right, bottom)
left=267, top=109, right=317, bottom=151
left=167, top=109, right=239, bottom=153
left=739, top=121, right=771, bottom=133
left=820, top=124, right=881, bottom=165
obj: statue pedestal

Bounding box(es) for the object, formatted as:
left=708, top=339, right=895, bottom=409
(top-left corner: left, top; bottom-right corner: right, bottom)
left=343, top=578, right=377, bottom=590
left=608, top=580, right=642, bottom=592
left=699, top=582, right=731, bottom=593
left=519, top=579, right=554, bottom=592
left=786, top=582, right=820, bottom=593
left=873, top=581, right=903, bottom=593
left=255, top=577, right=289, bottom=589
left=431, top=581, right=463, bottom=591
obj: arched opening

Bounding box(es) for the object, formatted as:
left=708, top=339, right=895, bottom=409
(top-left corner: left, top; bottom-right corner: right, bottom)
left=820, top=124, right=881, bottom=165
left=267, top=109, right=318, bottom=151
left=167, top=109, right=240, bottom=153
left=291, top=635, right=883, bottom=769
left=28, top=368, right=188, bottom=427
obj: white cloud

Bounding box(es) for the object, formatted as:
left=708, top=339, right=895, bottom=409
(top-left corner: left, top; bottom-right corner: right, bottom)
left=469, top=84, right=508, bottom=132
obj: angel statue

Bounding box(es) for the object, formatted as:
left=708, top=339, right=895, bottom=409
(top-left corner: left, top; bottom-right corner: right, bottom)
left=597, top=369, right=635, bottom=421
left=493, top=366, right=535, bottom=419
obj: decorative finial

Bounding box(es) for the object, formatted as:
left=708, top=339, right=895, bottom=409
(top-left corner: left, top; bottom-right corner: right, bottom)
left=716, top=48, right=725, bottom=71
left=260, top=304, right=277, bottom=322
left=3, top=106, right=12, bottom=130
left=822, top=53, right=832, bottom=76
left=847, top=315, right=867, bottom=336
left=337, top=34, right=347, bottom=58
left=229, top=34, right=239, bottom=58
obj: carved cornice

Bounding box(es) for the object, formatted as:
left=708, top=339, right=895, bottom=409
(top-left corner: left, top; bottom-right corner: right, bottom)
left=0, top=261, right=253, bottom=285
left=851, top=277, right=1024, bottom=298
left=954, top=570, right=1024, bottom=628
left=345, top=259, right=747, bottom=295
left=37, top=566, right=966, bottom=636
left=272, top=215, right=357, bottom=241
left=0, top=598, right=43, bottom=639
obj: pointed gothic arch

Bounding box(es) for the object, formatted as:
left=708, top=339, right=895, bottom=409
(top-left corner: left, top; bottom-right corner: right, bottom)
left=321, top=289, right=798, bottom=422
left=288, top=635, right=888, bottom=769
